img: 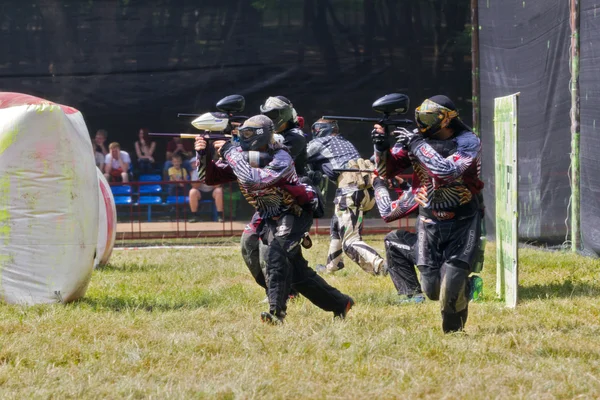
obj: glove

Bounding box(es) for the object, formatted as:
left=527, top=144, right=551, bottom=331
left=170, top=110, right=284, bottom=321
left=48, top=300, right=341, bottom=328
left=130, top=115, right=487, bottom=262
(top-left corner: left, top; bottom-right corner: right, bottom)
left=372, top=128, right=390, bottom=152
left=393, top=128, right=421, bottom=148
left=245, top=151, right=273, bottom=168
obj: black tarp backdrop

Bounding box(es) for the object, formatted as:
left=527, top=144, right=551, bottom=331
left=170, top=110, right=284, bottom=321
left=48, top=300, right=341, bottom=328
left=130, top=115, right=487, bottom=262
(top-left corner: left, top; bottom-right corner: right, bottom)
left=0, top=0, right=472, bottom=221
left=579, top=2, right=600, bottom=256
left=478, top=0, right=573, bottom=245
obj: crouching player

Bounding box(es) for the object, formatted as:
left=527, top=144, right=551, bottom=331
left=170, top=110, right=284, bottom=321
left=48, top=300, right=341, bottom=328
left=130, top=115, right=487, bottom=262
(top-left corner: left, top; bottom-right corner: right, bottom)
left=373, top=95, right=484, bottom=333
left=195, top=115, right=354, bottom=324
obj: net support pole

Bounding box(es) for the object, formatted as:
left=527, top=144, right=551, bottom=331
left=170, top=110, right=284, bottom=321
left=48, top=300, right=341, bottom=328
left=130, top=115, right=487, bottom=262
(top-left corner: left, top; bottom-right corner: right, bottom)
left=471, top=0, right=480, bottom=135
left=570, top=0, right=581, bottom=252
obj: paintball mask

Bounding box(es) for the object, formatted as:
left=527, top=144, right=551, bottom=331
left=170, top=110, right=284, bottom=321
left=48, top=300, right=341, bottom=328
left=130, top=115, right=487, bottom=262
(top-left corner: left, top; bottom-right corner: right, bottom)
left=415, top=96, right=459, bottom=137
left=260, top=96, right=297, bottom=131
left=237, top=115, right=274, bottom=152
left=311, top=120, right=339, bottom=139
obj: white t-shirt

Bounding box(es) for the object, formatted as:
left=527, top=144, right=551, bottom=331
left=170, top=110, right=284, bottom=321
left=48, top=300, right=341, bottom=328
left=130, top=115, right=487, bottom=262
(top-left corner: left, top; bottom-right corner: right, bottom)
left=105, top=151, right=131, bottom=170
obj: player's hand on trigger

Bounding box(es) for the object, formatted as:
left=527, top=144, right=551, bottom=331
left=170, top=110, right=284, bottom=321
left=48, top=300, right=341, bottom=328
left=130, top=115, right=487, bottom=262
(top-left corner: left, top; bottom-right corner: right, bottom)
left=415, top=186, right=429, bottom=207
left=372, top=124, right=389, bottom=152
left=194, top=135, right=207, bottom=151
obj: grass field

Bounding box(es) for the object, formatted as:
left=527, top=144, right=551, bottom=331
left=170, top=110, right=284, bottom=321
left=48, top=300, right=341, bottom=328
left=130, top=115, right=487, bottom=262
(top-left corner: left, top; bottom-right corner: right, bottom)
left=0, top=235, right=599, bottom=399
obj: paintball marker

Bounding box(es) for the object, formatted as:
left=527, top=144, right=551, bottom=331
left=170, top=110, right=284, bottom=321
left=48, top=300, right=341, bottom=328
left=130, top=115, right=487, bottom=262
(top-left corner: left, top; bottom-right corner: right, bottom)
left=178, top=94, right=249, bottom=132
left=149, top=132, right=231, bottom=140
left=322, top=93, right=413, bottom=134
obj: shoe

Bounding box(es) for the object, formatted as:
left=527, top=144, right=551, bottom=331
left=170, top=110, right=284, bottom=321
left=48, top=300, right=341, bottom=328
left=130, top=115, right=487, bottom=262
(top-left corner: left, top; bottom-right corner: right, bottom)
left=188, top=217, right=199, bottom=223
left=217, top=216, right=224, bottom=223
left=334, top=297, right=354, bottom=320
left=261, top=311, right=284, bottom=325
left=469, top=275, right=483, bottom=302
left=259, top=296, right=269, bottom=304
left=397, top=293, right=426, bottom=305
left=377, top=261, right=389, bottom=277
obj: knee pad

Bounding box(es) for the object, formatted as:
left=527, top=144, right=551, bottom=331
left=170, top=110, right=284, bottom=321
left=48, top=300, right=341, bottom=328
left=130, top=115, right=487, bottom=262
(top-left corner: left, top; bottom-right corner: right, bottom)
left=440, top=261, right=470, bottom=314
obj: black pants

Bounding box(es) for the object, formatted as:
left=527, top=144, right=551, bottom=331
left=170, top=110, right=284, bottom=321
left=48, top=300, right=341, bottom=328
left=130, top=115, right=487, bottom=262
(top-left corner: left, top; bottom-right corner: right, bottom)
left=259, top=211, right=350, bottom=316
left=240, top=212, right=266, bottom=290
left=416, top=211, right=481, bottom=332
left=383, top=230, right=421, bottom=296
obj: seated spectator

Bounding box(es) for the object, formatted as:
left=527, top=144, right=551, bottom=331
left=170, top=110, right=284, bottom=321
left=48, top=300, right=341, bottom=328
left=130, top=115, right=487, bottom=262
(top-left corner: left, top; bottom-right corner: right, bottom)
left=93, top=142, right=104, bottom=171
left=168, top=154, right=189, bottom=197
left=134, top=128, right=156, bottom=175
left=163, top=137, right=193, bottom=179
left=188, top=157, right=224, bottom=223
left=94, top=129, right=109, bottom=156
left=104, top=142, right=131, bottom=183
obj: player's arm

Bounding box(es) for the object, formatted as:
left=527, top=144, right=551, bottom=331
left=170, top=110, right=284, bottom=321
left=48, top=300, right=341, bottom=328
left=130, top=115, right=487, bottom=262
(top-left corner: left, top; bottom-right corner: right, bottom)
left=223, top=146, right=293, bottom=190
left=408, top=132, right=481, bottom=184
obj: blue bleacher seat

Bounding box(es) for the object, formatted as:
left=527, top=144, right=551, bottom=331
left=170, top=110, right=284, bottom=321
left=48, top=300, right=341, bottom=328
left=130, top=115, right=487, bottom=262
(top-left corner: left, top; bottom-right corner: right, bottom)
left=138, top=196, right=163, bottom=205
left=139, top=184, right=162, bottom=194
left=138, top=195, right=163, bottom=222
left=166, top=196, right=189, bottom=205
left=139, top=174, right=162, bottom=182
left=111, top=185, right=132, bottom=196
left=113, top=196, right=133, bottom=205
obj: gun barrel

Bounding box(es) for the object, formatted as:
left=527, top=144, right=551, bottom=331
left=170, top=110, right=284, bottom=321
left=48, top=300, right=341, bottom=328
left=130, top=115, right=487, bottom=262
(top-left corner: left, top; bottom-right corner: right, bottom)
left=322, top=116, right=381, bottom=123
left=177, top=113, right=200, bottom=118
left=149, top=133, right=231, bottom=139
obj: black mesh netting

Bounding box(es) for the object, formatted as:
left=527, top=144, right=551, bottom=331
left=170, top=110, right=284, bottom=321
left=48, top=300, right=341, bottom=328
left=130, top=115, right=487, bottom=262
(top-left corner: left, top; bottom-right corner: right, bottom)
left=579, top=2, right=600, bottom=256
left=479, top=0, right=574, bottom=245
left=0, top=0, right=473, bottom=221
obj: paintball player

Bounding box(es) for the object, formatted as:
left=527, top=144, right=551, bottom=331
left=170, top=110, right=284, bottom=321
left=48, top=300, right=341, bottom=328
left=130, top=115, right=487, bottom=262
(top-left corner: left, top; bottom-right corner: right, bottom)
left=195, top=115, right=353, bottom=324
left=306, top=118, right=386, bottom=275
left=372, top=138, right=459, bottom=303
left=238, top=96, right=311, bottom=295
left=373, top=95, right=484, bottom=333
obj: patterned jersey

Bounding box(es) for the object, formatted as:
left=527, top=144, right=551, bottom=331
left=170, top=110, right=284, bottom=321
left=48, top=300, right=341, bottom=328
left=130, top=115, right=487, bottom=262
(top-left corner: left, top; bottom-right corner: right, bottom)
left=373, top=139, right=459, bottom=222
left=198, top=145, right=314, bottom=218
left=306, top=135, right=361, bottom=181
left=376, top=130, right=483, bottom=213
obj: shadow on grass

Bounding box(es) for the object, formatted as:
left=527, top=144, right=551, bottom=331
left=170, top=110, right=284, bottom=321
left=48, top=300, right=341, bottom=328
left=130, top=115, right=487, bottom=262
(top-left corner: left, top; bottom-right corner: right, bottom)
left=78, top=295, right=213, bottom=312
left=519, top=280, right=600, bottom=300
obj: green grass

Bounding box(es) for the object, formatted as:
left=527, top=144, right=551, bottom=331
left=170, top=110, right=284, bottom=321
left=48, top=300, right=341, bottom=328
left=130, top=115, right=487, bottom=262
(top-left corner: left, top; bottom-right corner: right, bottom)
left=0, top=236, right=599, bottom=399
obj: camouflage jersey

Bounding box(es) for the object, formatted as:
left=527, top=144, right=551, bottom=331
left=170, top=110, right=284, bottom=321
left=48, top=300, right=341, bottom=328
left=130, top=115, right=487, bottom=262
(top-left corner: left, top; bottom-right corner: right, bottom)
left=198, top=145, right=315, bottom=219
left=375, top=130, right=484, bottom=219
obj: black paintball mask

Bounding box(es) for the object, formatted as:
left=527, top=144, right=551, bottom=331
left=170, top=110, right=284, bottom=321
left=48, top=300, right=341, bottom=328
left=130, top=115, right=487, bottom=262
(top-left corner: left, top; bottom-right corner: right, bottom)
left=311, top=120, right=339, bottom=139
left=237, top=115, right=274, bottom=152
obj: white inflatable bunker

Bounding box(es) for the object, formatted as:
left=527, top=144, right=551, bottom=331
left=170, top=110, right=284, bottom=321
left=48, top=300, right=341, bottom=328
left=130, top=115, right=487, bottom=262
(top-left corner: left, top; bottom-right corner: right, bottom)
left=0, top=92, right=98, bottom=304
left=95, top=169, right=117, bottom=268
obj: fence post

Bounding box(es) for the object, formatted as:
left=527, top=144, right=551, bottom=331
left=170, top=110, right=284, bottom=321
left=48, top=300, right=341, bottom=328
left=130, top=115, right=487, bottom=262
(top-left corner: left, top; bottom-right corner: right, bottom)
left=471, top=0, right=480, bottom=135
left=570, top=0, right=581, bottom=252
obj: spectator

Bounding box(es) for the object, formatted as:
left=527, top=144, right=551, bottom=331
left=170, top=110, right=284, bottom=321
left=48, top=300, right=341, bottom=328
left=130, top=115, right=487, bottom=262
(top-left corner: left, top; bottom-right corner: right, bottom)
left=93, top=140, right=105, bottom=171
left=94, top=129, right=109, bottom=156
left=188, top=157, right=224, bottom=223
left=167, top=154, right=189, bottom=197
left=163, top=137, right=193, bottom=179
left=104, top=142, right=131, bottom=183
left=134, top=128, right=156, bottom=175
